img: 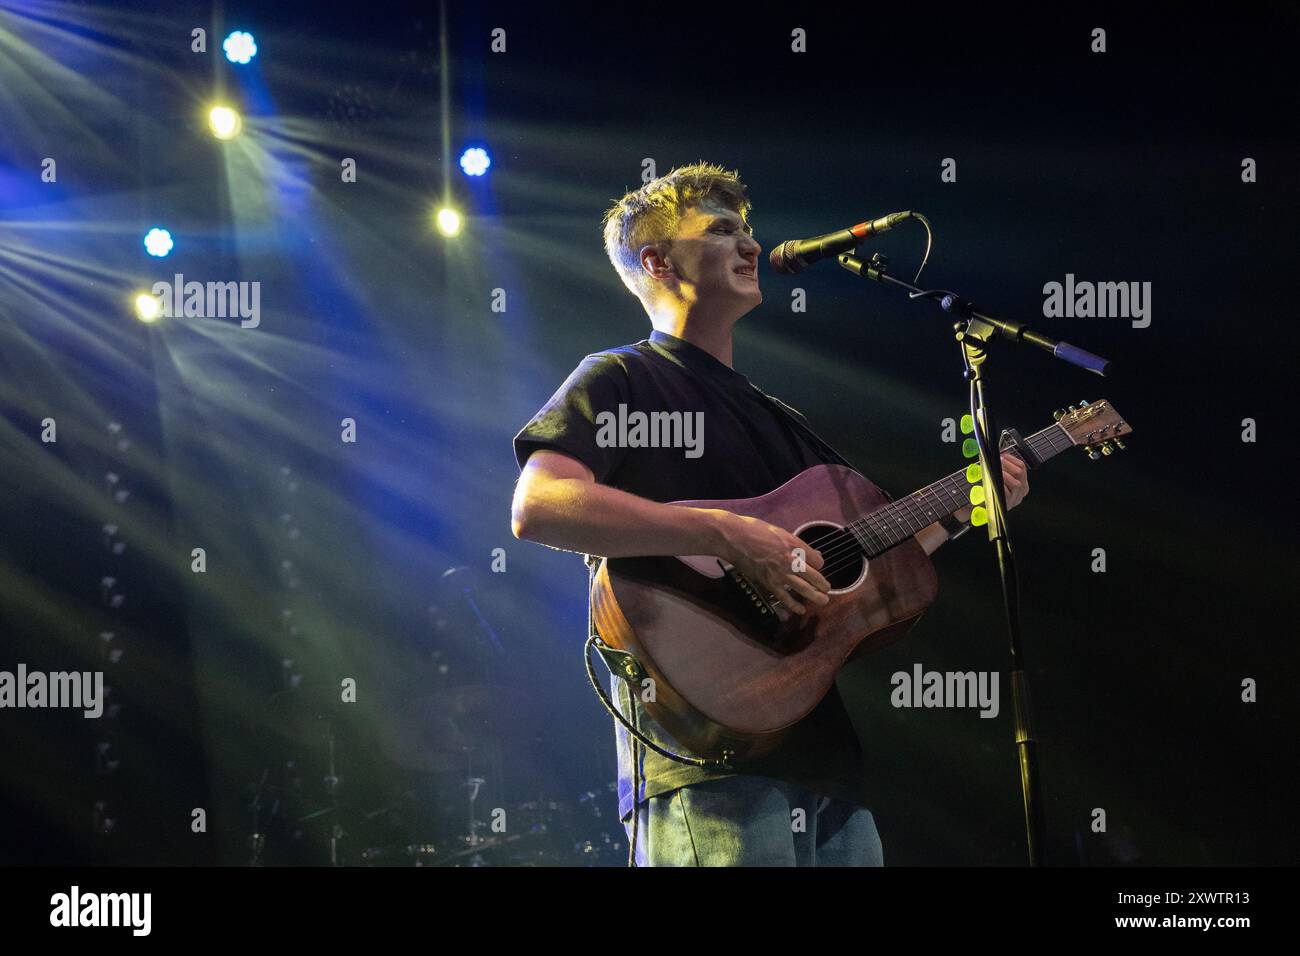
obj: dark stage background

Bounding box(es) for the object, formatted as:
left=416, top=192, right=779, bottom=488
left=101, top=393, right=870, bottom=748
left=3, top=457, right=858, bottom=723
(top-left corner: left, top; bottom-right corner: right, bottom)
left=0, top=1, right=1297, bottom=866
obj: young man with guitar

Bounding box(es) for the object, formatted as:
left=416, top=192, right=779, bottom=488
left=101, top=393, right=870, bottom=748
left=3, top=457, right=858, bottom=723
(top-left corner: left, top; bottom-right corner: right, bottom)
left=510, top=162, right=1029, bottom=866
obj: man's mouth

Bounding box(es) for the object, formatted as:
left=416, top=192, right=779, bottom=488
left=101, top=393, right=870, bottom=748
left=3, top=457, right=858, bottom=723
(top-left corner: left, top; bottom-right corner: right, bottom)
left=735, top=265, right=757, bottom=280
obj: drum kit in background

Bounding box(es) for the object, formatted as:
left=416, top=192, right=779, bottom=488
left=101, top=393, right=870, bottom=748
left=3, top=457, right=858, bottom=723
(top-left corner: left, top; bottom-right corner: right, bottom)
left=365, top=680, right=626, bottom=867
left=244, top=567, right=626, bottom=866
left=349, top=783, right=624, bottom=867
left=413, top=783, right=625, bottom=868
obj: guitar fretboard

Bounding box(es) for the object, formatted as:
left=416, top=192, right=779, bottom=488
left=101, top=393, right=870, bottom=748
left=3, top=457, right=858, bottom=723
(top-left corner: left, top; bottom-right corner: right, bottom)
left=845, top=423, right=1074, bottom=557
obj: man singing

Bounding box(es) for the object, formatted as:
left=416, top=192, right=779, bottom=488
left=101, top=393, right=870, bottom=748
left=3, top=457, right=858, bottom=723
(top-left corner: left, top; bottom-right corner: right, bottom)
left=510, top=162, right=1028, bottom=866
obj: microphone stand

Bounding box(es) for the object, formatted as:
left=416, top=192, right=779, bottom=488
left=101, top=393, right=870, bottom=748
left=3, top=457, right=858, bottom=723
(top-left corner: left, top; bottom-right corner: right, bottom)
left=837, top=250, right=1111, bottom=867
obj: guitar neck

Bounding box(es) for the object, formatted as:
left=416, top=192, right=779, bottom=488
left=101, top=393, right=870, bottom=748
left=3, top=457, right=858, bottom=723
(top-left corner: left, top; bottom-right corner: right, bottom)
left=845, top=423, right=1074, bottom=556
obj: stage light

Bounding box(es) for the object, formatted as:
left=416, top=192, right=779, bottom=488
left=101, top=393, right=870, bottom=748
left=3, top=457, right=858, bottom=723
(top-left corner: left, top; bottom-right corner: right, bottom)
left=143, top=228, right=173, bottom=258
left=134, top=293, right=162, bottom=323
left=459, top=147, right=491, bottom=177
left=435, top=207, right=462, bottom=237
left=208, top=105, right=242, bottom=140
left=223, top=31, right=258, bottom=64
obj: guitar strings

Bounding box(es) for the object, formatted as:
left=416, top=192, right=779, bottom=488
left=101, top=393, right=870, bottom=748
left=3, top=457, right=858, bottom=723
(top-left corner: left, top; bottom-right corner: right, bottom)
left=770, top=431, right=1064, bottom=594
left=809, top=429, right=1065, bottom=574
left=812, top=473, right=976, bottom=576
left=810, top=479, right=963, bottom=573
left=765, top=510, right=925, bottom=609
left=757, top=428, right=1089, bottom=607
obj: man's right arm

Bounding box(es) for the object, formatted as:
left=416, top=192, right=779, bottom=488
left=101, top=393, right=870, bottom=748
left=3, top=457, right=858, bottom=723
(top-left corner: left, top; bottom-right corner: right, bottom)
left=510, top=449, right=830, bottom=613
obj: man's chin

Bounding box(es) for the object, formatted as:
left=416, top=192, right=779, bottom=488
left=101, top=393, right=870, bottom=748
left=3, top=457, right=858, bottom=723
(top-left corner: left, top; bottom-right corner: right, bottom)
left=706, top=287, right=762, bottom=322
left=735, top=290, right=762, bottom=318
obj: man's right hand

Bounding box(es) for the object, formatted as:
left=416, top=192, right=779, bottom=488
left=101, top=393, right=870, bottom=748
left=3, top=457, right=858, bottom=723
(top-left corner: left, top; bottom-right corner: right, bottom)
left=512, top=450, right=830, bottom=614
left=711, top=510, right=832, bottom=615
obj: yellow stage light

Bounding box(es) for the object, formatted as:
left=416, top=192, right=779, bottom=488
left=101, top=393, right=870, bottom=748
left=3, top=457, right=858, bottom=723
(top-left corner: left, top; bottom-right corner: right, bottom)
left=208, top=105, right=242, bottom=140
left=435, top=207, right=462, bottom=237
left=134, top=293, right=162, bottom=323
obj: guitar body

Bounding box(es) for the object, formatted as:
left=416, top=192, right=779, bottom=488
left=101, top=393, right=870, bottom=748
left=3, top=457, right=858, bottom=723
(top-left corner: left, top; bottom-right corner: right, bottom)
left=591, top=463, right=939, bottom=763
left=587, top=400, right=1133, bottom=763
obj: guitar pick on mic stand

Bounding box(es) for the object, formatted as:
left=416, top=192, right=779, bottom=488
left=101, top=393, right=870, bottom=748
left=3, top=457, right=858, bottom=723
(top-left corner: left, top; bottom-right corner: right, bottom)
left=837, top=249, right=1112, bottom=867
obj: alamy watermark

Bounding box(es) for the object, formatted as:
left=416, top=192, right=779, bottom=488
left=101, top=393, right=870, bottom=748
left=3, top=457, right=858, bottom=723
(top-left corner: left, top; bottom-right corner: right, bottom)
left=150, top=273, right=260, bottom=327
left=595, top=404, right=704, bottom=459
left=891, top=664, right=999, bottom=718
left=1043, top=273, right=1151, bottom=328
left=50, top=886, right=151, bottom=935
left=0, top=664, right=104, bottom=718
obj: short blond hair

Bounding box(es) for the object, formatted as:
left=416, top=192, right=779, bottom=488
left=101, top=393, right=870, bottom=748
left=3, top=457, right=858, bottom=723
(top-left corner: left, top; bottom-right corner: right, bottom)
left=601, top=161, right=751, bottom=301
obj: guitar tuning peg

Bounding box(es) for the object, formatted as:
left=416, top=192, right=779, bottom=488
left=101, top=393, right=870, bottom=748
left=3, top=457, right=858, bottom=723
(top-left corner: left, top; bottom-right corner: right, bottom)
left=1113, top=439, right=1126, bottom=451
left=1085, top=445, right=1102, bottom=460
left=1052, top=408, right=1066, bottom=421
left=1067, top=405, right=1078, bottom=413
left=1078, top=399, right=1090, bottom=407
left=1100, top=442, right=1114, bottom=456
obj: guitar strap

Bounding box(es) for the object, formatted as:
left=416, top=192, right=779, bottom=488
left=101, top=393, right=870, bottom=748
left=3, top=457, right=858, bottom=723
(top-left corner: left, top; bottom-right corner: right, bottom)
left=746, top=383, right=896, bottom=502
left=640, top=335, right=881, bottom=495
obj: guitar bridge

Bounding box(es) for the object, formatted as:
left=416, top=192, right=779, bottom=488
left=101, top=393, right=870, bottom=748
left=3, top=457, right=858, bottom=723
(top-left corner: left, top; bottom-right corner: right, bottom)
left=718, top=561, right=781, bottom=636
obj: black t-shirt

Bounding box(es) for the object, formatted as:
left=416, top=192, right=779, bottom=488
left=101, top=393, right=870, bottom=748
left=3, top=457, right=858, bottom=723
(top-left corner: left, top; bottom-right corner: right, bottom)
left=513, top=330, right=872, bottom=819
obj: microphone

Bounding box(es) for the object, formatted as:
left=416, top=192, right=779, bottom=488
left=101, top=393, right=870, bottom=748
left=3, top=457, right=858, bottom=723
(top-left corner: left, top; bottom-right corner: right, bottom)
left=768, top=211, right=912, bottom=275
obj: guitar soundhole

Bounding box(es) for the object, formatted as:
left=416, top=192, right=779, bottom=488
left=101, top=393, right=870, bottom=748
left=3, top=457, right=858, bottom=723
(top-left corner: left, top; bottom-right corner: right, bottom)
left=798, top=523, right=865, bottom=591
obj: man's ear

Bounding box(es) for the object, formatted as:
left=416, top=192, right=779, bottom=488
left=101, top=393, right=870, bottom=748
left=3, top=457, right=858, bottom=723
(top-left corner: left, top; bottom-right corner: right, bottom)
left=639, top=243, right=675, bottom=281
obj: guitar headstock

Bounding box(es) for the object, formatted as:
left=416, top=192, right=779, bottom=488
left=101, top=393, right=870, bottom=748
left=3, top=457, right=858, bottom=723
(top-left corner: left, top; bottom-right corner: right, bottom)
left=1051, top=399, right=1132, bottom=460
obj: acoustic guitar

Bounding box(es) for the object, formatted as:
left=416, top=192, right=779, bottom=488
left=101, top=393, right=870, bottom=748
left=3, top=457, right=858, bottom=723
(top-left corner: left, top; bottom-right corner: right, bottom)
left=591, top=399, right=1131, bottom=762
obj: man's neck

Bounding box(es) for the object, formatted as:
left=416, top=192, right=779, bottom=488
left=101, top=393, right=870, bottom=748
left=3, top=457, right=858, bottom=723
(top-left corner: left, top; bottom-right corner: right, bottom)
left=650, top=313, right=736, bottom=368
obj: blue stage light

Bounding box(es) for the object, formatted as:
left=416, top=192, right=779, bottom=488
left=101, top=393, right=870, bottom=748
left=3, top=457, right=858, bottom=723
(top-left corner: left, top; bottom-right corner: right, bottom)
left=459, top=147, right=491, bottom=177
left=223, top=31, right=258, bottom=64
left=144, top=228, right=174, bottom=258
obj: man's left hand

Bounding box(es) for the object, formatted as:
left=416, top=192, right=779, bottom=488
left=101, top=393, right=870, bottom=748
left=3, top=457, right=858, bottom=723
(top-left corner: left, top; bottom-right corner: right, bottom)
left=1001, top=452, right=1029, bottom=510
left=955, top=452, right=1029, bottom=522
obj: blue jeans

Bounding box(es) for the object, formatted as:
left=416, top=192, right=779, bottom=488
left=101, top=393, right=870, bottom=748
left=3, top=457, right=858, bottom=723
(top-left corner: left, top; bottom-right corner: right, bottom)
left=624, top=775, right=884, bottom=866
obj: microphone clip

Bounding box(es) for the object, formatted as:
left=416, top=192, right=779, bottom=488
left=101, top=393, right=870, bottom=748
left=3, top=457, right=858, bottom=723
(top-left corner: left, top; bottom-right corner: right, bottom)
left=836, top=251, right=889, bottom=281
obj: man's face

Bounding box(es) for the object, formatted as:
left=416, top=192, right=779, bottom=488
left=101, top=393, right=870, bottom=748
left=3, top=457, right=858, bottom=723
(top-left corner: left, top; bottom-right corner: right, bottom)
left=650, top=199, right=762, bottom=315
